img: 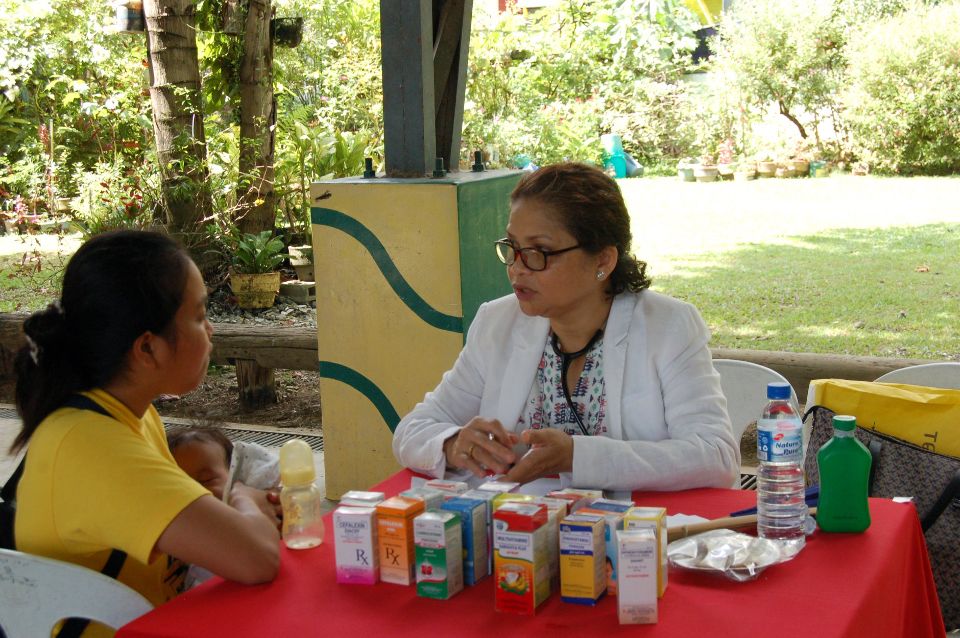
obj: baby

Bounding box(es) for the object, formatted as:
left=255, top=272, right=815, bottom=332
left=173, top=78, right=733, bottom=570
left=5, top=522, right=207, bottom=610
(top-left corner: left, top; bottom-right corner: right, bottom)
left=167, top=427, right=281, bottom=501
left=167, top=427, right=283, bottom=588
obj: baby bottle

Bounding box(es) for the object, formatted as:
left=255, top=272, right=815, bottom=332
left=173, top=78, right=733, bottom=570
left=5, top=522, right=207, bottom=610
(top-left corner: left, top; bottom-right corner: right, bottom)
left=279, top=439, right=324, bottom=549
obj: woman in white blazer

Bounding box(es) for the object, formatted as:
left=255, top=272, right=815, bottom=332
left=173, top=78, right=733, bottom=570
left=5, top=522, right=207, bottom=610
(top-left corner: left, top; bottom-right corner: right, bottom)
left=393, top=163, right=739, bottom=491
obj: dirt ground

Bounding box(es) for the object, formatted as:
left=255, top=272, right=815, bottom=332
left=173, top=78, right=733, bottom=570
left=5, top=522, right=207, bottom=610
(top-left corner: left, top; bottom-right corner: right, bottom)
left=153, top=366, right=323, bottom=431
left=0, top=366, right=324, bottom=432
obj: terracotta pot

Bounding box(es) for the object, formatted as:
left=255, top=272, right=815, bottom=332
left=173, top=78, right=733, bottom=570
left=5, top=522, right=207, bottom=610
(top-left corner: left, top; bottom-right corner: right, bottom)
left=231, top=271, right=281, bottom=309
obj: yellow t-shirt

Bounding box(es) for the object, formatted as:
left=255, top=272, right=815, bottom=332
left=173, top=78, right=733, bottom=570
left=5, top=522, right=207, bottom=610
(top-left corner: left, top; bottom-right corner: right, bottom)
left=15, top=389, right=209, bottom=622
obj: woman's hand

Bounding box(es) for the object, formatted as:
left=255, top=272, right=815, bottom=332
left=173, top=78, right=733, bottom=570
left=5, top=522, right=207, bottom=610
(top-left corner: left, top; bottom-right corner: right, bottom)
left=231, top=482, right=283, bottom=530
left=504, top=428, right=574, bottom=484
left=443, top=417, right=518, bottom=477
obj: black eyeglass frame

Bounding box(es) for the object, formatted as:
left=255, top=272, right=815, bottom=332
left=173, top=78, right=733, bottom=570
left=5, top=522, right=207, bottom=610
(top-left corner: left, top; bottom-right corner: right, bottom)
left=494, top=238, right=582, bottom=272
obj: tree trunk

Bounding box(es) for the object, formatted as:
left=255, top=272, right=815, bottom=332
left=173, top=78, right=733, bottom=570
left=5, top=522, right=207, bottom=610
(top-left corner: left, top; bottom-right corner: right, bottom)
left=235, top=0, right=276, bottom=236
left=143, top=0, right=214, bottom=247
left=778, top=99, right=808, bottom=140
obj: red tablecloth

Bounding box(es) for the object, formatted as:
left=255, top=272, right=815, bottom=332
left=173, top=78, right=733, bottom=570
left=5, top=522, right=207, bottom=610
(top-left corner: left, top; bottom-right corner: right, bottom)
left=118, top=471, right=945, bottom=638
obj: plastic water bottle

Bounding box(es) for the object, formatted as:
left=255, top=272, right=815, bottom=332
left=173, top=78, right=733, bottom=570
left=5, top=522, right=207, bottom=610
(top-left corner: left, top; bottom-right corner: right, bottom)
left=279, top=439, right=324, bottom=549
left=756, top=382, right=807, bottom=549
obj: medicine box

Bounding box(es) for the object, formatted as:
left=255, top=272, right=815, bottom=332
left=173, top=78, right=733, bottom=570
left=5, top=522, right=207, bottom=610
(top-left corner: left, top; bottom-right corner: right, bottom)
left=399, top=487, right=445, bottom=510
left=624, top=506, right=668, bottom=596
left=339, top=490, right=386, bottom=507
left=617, top=528, right=658, bottom=624
left=493, top=502, right=550, bottom=615
left=578, top=499, right=632, bottom=596
left=376, top=496, right=424, bottom=585
left=441, top=496, right=490, bottom=585
left=559, top=513, right=606, bottom=605
left=414, top=510, right=464, bottom=600
left=334, top=506, right=379, bottom=585
left=424, top=479, right=469, bottom=499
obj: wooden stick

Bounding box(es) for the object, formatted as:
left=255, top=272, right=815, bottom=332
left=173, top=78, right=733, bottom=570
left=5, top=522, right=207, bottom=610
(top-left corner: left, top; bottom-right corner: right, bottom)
left=667, top=507, right=818, bottom=543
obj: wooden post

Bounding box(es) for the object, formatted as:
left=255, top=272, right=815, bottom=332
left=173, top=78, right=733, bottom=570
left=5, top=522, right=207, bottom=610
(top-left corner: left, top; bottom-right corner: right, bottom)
left=235, top=359, right=278, bottom=409
left=432, top=0, right=472, bottom=171
left=380, top=0, right=472, bottom=175
left=381, top=0, right=435, bottom=176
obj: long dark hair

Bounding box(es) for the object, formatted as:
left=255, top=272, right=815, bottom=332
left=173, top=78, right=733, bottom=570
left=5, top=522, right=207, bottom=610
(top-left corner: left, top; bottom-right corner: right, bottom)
left=510, top=162, right=651, bottom=296
left=12, top=230, right=190, bottom=451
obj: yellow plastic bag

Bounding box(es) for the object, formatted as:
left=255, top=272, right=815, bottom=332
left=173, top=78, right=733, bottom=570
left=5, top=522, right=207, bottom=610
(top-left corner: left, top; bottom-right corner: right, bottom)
left=808, top=379, right=960, bottom=459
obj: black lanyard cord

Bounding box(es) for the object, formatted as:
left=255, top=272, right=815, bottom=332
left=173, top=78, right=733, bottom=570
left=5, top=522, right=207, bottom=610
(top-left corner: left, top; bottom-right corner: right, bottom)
left=551, top=330, right=603, bottom=436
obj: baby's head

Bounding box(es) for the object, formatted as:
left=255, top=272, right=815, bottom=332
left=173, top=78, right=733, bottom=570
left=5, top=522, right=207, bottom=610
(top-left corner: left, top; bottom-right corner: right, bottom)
left=167, top=428, right=234, bottom=499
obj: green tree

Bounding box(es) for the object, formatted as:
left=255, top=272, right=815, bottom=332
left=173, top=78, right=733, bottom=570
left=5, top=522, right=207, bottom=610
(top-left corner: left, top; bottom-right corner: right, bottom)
left=712, top=0, right=846, bottom=143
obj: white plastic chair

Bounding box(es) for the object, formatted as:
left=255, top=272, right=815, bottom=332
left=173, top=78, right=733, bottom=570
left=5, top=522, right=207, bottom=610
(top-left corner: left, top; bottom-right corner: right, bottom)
left=875, top=362, right=960, bottom=389
left=0, top=548, right=153, bottom=638
left=713, top=359, right=798, bottom=489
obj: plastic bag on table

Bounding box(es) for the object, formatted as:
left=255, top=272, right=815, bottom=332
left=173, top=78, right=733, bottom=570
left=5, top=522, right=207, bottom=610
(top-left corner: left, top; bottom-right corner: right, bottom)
left=667, top=529, right=799, bottom=582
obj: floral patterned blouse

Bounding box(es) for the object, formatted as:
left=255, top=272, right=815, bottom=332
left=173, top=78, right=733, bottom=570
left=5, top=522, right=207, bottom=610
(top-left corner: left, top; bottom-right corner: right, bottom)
left=517, top=331, right=607, bottom=436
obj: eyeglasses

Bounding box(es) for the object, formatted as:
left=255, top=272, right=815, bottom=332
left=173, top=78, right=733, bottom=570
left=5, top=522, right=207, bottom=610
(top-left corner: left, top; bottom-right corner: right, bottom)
left=494, top=238, right=582, bottom=272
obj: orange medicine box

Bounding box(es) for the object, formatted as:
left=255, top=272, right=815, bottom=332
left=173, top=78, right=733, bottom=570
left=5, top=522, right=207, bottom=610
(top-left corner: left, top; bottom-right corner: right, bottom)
left=493, top=502, right=550, bottom=615
left=376, top=496, right=425, bottom=585
left=624, top=506, right=668, bottom=596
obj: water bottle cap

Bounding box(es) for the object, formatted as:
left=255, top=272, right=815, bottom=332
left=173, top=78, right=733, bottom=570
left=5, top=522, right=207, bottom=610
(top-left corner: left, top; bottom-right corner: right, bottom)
left=766, top=382, right=791, bottom=400
left=279, top=439, right=316, bottom=485
left=832, top=414, right=857, bottom=431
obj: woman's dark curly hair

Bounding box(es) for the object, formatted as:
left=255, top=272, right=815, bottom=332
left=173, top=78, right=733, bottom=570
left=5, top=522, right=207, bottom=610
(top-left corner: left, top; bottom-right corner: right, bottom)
left=509, top=162, right=651, bottom=296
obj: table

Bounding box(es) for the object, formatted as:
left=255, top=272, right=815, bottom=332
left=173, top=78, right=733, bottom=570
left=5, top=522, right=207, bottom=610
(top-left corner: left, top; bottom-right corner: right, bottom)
left=118, top=471, right=945, bottom=638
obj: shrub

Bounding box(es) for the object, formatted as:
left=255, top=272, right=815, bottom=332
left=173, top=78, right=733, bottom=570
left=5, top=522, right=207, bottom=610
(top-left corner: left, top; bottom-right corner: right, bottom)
left=842, top=2, right=960, bottom=175
left=463, top=0, right=700, bottom=169
left=68, top=160, right=156, bottom=237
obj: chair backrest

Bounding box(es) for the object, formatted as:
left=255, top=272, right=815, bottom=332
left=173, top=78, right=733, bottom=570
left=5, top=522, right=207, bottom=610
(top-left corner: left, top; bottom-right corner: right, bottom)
left=875, top=362, right=960, bottom=389
left=713, top=359, right=797, bottom=447
left=714, top=360, right=797, bottom=490
left=0, top=548, right=153, bottom=638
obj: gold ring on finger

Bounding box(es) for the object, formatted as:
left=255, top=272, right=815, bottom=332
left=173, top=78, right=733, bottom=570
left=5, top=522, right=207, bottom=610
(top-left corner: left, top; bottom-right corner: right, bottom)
left=467, top=443, right=476, bottom=457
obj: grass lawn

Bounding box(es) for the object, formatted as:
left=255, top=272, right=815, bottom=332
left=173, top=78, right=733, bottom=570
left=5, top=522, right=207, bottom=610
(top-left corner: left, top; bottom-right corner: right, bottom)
left=620, top=174, right=960, bottom=359
left=0, top=232, right=79, bottom=313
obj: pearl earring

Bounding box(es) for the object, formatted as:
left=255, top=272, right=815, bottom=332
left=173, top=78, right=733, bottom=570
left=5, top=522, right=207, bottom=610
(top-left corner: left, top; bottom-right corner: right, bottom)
left=596, top=270, right=605, bottom=281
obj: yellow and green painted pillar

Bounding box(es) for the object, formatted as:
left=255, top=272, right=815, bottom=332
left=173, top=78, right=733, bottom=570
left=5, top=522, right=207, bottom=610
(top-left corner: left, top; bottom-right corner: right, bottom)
left=311, top=170, right=522, bottom=497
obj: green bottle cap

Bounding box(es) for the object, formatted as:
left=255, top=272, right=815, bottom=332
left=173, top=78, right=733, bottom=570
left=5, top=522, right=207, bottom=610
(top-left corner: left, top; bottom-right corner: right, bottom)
left=832, top=415, right=857, bottom=431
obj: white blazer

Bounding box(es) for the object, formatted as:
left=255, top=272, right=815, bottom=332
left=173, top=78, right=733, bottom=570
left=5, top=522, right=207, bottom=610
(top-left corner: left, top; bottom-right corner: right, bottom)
left=393, top=290, right=740, bottom=491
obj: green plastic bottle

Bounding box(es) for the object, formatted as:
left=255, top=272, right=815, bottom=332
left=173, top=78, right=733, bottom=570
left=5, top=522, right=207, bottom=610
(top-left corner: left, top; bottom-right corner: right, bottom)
left=816, top=415, right=872, bottom=533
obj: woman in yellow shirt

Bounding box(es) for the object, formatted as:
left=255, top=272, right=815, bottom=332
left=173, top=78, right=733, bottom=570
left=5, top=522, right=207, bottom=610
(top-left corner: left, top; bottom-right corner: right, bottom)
left=11, top=231, right=280, bottom=625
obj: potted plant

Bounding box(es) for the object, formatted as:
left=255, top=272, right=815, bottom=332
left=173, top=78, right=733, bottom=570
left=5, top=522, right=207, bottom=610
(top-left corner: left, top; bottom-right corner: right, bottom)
left=756, top=155, right=778, bottom=178
left=785, top=157, right=810, bottom=178
left=692, top=154, right=719, bottom=183
left=229, top=230, right=285, bottom=309
left=733, top=161, right=757, bottom=181
left=676, top=158, right=696, bottom=182
left=288, top=243, right=314, bottom=282
left=716, top=139, right=736, bottom=181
